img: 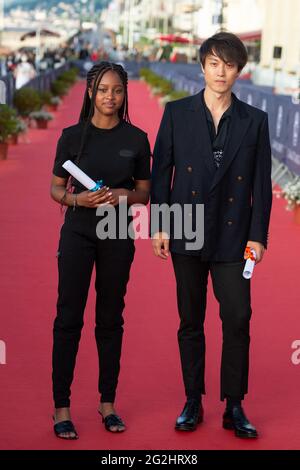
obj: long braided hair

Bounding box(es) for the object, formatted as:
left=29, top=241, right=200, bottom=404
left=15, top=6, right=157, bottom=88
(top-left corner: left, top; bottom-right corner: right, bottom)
left=61, top=62, right=130, bottom=209
left=75, top=61, right=130, bottom=168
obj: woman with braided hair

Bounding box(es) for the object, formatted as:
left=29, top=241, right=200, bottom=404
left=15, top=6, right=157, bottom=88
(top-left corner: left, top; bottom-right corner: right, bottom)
left=50, top=62, right=151, bottom=438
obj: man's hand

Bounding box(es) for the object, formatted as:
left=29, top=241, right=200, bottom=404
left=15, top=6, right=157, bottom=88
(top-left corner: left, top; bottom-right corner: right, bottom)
left=244, top=241, right=265, bottom=264
left=152, top=232, right=170, bottom=260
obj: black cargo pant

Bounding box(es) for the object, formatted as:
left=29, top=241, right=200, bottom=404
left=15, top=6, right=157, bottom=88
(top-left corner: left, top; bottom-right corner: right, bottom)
left=52, top=207, right=135, bottom=408
left=171, top=253, right=252, bottom=402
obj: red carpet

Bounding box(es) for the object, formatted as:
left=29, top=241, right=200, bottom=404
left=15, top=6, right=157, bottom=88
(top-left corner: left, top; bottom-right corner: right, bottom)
left=0, top=80, right=300, bottom=450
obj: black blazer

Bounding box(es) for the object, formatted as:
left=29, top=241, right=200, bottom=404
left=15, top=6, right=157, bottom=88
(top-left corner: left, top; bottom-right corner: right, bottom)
left=151, top=91, right=272, bottom=261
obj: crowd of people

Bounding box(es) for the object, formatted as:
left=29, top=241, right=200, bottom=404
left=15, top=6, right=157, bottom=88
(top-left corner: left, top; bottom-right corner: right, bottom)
left=0, top=47, right=73, bottom=77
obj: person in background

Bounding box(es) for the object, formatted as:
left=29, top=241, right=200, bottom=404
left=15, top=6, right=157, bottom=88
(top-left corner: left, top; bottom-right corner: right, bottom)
left=13, top=55, right=36, bottom=90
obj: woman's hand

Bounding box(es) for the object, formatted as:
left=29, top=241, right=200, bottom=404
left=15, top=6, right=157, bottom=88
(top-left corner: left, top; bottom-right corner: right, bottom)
left=97, top=188, right=130, bottom=207
left=77, top=187, right=113, bottom=208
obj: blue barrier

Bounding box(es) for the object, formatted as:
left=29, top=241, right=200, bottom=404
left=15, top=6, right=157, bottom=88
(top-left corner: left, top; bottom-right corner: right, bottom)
left=148, top=62, right=300, bottom=176
left=0, top=63, right=71, bottom=106
left=285, top=103, right=300, bottom=175
left=0, top=73, right=14, bottom=106
left=1, top=59, right=299, bottom=176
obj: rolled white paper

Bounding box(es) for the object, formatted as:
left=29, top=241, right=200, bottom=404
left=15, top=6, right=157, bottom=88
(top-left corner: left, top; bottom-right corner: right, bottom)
left=62, top=160, right=96, bottom=190
left=243, top=249, right=256, bottom=279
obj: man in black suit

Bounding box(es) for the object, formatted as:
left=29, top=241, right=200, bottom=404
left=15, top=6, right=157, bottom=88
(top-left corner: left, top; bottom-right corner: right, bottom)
left=151, top=32, right=272, bottom=438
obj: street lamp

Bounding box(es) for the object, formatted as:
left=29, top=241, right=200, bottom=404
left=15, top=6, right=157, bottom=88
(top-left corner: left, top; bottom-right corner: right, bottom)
left=80, top=0, right=88, bottom=30
left=219, top=0, right=226, bottom=31
left=35, top=10, right=47, bottom=72
left=123, top=0, right=133, bottom=50
left=181, top=1, right=202, bottom=62
left=0, top=0, right=4, bottom=47
left=213, top=0, right=226, bottom=32
left=128, top=0, right=135, bottom=50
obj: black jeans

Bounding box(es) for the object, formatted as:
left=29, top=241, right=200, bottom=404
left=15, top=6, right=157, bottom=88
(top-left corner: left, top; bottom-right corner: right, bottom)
left=52, top=207, right=135, bottom=408
left=171, top=253, right=252, bottom=401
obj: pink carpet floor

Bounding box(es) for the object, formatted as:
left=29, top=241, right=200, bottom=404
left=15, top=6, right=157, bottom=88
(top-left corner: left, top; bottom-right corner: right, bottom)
left=0, top=80, right=300, bottom=450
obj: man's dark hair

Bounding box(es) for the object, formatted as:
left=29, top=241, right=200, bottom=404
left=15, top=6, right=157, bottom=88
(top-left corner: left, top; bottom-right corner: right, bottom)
left=199, top=32, right=248, bottom=72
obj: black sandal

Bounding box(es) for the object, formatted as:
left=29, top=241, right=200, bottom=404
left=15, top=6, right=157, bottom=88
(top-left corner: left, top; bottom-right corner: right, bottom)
left=98, top=411, right=126, bottom=432
left=53, top=419, right=79, bottom=440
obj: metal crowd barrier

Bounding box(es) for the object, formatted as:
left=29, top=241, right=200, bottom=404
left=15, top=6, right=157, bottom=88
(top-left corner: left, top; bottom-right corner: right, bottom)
left=0, top=63, right=71, bottom=106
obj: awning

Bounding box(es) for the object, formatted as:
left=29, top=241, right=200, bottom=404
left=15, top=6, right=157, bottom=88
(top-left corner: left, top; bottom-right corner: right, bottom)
left=237, top=30, right=261, bottom=41
left=157, top=34, right=190, bottom=44
left=196, top=30, right=262, bottom=44
left=20, top=29, right=61, bottom=41
left=158, top=31, right=262, bottom=46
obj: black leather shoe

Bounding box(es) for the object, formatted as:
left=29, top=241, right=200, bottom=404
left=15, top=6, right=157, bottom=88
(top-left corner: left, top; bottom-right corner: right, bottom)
left=223, top=405, right=258, bottom=438
left=175, top=399, right=203, bottom=431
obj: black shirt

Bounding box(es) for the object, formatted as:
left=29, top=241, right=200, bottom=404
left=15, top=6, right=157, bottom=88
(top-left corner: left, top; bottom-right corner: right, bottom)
left=202, top=92, right=234, bottom=168
left=53, top=119, right=151, bottom=192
